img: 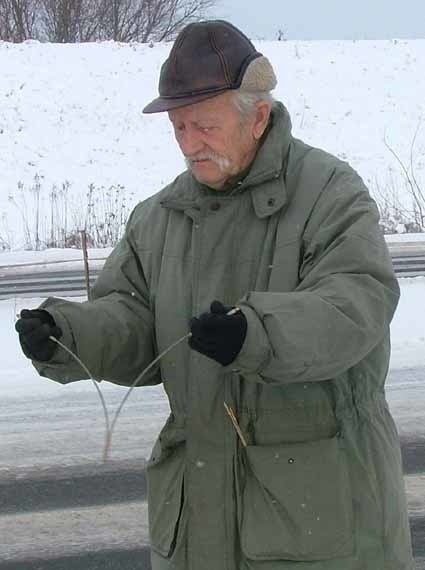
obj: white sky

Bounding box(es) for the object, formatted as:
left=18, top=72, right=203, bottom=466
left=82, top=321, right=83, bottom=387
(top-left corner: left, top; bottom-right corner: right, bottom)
left=209, top=0, right=425, bottom=40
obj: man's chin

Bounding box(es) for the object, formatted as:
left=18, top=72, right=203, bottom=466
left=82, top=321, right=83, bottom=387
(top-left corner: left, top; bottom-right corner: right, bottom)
left=189, top=168, right=227, bottom=190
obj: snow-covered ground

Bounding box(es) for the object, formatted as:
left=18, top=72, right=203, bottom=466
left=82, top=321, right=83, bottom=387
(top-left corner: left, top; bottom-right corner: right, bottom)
left=0, top=231, right=423, bottom=272
left=0, top=278, right=423, bottom=470
left=390, top=277, right=425, bottom=369
left=0, top=247, right=111, bottom=275
left=0, top=39, right=424, bottom=248
left=0, top=38, right=423, bottom=455
left=0, top=248, right=111, bottom=267
left=1, top=277, right=424, bottom=400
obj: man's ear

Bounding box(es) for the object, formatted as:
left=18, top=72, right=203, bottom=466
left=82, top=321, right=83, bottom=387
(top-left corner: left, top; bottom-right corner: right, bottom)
left=252, top=101, right=272, bottom=140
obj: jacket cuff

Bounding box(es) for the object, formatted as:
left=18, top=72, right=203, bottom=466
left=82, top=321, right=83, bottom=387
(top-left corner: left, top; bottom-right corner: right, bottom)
left=224, top=302, right=271, bottom=375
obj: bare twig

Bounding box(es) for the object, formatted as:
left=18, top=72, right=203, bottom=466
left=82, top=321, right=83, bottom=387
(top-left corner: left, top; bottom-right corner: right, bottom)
left=409, top=120, right=425, bottom=208
left=80, top=229, right=92, bottom=301
left=383, top=122, right=425, bottom=231
left=224, top=402, right=247, bottom=448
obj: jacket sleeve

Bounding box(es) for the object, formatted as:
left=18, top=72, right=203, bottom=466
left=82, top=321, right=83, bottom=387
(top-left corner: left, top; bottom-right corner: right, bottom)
left=32, top=206, right=161, bottom=387
left=228, top=167, right=400, bottom=384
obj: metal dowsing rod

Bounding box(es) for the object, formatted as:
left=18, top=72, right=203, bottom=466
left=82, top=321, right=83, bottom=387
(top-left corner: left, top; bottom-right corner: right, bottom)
left=50, top=333, right=191, bottom=462
left=48, top=306, right=246, bottom=462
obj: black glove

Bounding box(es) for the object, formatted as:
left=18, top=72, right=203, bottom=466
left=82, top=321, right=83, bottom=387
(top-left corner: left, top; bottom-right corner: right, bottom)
left=15, top=309, right=62, bottom=362
left=189, top=300, right=247, bottom=366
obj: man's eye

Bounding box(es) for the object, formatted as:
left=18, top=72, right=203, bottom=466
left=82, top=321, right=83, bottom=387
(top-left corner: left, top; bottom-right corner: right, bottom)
left=173, top=124, right=185, bottom=134
left=200, top=126, right=212, bottom=133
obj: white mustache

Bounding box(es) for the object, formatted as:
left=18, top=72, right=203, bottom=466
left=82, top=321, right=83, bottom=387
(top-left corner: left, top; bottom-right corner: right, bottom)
left=185, top=151, right=231, bottom=173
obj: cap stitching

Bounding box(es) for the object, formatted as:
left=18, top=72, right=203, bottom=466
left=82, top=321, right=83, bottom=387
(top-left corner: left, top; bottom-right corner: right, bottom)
left=208, top=29, right=232, bottom=86
left=170, top=24, right=194, bottom=78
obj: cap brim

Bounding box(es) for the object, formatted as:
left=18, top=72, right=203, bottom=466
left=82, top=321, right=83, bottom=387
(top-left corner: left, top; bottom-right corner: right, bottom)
left=142, top=89, right=230, bottom=114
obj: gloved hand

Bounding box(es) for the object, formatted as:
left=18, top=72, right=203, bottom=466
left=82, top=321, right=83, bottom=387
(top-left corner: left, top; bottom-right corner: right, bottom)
left=189, top=300, right=247, bottom=366
left=15, top=309, right=62, bottom=362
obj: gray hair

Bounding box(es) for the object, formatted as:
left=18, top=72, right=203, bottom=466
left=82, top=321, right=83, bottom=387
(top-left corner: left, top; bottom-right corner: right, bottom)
left=232, top=90, right=275, bottom=119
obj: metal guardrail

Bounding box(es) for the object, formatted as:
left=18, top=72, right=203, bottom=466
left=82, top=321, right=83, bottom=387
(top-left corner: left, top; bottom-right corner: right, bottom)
left=0, top=270, right=102, bottom=299
left=391, top=255, right=425, bottom=278
left=0, top=253, right=424, bottom=300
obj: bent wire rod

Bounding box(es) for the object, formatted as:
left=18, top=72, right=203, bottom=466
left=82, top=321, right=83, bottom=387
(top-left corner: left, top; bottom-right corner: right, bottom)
left=50, top=333, right=191, bottom=462
left=48, top=306, right=243, bottom=461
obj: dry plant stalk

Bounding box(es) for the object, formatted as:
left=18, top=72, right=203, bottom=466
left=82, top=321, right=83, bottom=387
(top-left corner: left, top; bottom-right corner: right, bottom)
left=80, top=229, right=92, bottom=301
left=224, top=402, right=248, bottom=448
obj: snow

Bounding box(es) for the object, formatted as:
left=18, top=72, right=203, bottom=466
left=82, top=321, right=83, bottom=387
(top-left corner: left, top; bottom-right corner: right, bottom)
left=0, top=233, right=423, bottom=277
left=0, top=277, right=424, bottom=399
left=0, top=280, right=423, bottom=468
left=0, top=39, right=423, bottom=462
left=0, top=39, right=424, bottom=248
left=386, top=234, right=425, bottom=243
left=0, top=248, right=111, bottom=268
left=1, top=295, right=90, bottom=397
left=0, top=247, right=111, bottom=275
left=389, top=277, right=425, bottom=369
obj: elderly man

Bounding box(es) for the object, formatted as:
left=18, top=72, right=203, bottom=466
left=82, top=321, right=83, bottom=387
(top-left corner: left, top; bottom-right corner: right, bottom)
left=16, top=20, right=413, bottom=570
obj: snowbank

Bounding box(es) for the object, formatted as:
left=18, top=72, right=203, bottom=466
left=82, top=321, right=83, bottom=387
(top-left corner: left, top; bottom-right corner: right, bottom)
left=1, top=277, right=424, bottom=398
left=0, top=39, right=424, bottom=247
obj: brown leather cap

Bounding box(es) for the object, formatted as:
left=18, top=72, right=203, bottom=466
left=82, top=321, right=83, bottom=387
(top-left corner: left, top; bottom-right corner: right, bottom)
left=143, top=20, right=263, bottom=114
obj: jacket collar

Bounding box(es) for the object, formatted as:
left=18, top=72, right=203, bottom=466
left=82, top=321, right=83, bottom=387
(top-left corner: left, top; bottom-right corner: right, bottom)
left=161, top=101, right=293, bottom=218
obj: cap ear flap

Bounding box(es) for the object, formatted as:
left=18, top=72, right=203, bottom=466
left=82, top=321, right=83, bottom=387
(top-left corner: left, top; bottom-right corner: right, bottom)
left=240, top=56, right=277, bottom=92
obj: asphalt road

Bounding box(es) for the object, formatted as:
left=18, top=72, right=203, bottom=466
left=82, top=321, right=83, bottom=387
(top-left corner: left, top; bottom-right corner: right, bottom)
left=0, top=439, right=423, bottom=516
left=0, top=450, right=424, bottom=569
left=0, top=549, right=152, bottom=570
left=0, top=367, right=424, bottom=569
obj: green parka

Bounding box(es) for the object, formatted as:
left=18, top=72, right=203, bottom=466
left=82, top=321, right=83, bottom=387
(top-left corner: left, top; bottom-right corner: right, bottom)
left=34, top=102, right=414, bottom=570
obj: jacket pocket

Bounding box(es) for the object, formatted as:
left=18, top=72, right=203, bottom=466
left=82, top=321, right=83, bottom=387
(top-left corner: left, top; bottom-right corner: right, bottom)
left=239, top=434, right=354, bottom=561
left=147, top=434, right=185, bottom=558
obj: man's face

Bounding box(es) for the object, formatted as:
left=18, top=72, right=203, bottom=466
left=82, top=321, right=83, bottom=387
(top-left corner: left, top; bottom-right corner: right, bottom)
left=168, top=92, right=260, bottom=190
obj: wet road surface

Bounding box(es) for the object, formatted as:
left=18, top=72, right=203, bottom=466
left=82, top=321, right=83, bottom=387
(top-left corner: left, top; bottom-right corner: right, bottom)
left=0, top=367, right=423, bottom=569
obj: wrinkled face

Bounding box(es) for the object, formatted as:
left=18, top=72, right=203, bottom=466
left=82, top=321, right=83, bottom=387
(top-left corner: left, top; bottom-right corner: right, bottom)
left=168, top=92, right=268, bottom=190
